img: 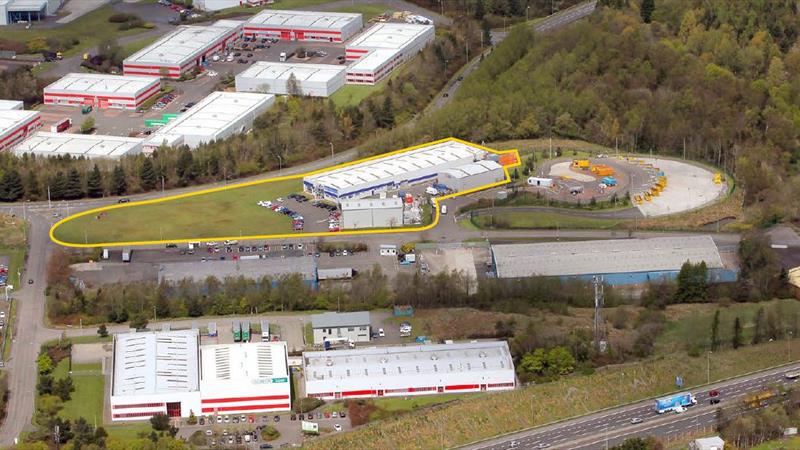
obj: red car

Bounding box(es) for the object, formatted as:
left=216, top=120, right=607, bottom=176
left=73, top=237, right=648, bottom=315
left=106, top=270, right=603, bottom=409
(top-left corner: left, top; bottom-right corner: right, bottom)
left=709, top=390, right=721, bottom=404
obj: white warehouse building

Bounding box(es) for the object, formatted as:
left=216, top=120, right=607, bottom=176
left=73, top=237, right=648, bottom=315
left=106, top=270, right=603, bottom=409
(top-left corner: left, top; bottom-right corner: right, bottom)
left=144, top=91, right=274, bottom=151
left=244, top=10, right=362, bottom=43
left=235, top=62, right=346, bottom=97
left=341, top=197, right=404, bottom=229
left=345, top=23, right=435, bottom=85
left=0, top=108, right=41, bottom=153
left=311, top=311, right=371, bottom=346
left=438, top=160, right=506, bottom=192
left=14, top=132, right=143, bottom=159
left=123, top=22, right=242, bottom=79
left=43, top=73, right=161, bottom=110
left=111, top=329, right=291, bottom=421
left=303, top=139, right=487, bottom=201
left=303, top=341, right=516, bottom=400
left=0, top=0, right=63, bottom=26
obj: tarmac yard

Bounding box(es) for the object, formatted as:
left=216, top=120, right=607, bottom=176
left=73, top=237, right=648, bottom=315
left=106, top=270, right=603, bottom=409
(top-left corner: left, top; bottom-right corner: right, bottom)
left=635, top=158, right=727, bottom=217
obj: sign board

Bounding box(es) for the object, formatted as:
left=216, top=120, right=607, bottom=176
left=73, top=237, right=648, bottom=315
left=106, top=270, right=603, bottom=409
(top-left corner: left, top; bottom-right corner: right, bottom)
left=301, top=421, right=319, bottom=434
left=675, top=376, right=684, bottom=388
left=253, top=377, right=289, bottom=385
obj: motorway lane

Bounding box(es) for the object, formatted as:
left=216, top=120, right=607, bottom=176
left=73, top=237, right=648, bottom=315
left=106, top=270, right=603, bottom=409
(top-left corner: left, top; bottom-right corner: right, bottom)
left=533, top=1, right=598, bottom=34
left=470, top=363, right=798, bottom=450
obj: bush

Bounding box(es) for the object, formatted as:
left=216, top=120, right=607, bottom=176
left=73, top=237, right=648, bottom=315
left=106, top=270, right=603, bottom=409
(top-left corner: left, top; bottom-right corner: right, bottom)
left=261, top=425, right=280, bottom=441
left=108, top=12, right=137, bottom=23
left=293, top=397, right=323, bottom=413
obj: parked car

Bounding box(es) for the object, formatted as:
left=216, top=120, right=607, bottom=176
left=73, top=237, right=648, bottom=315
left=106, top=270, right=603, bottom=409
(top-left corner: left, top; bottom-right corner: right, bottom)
left=334, top=424, right=342, bottom=432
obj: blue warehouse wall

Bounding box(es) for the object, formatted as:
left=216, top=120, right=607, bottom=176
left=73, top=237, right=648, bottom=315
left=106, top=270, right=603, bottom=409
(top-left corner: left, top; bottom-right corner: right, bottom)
left=562, top=268, right=738, bottom=286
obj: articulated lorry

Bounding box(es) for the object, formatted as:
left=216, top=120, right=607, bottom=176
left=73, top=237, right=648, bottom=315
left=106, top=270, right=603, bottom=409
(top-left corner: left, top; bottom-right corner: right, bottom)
left=654, top=392, right=696, bottom=413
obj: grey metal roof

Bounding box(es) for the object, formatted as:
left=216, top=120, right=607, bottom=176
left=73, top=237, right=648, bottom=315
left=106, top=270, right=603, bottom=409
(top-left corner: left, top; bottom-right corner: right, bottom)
left=317, top=267, right=353, bottom=280
left=492, top=236, right=724, bottom=278
left=158, top=256, right=316, bottom=283
left=311, top=311, right=370, bottom=329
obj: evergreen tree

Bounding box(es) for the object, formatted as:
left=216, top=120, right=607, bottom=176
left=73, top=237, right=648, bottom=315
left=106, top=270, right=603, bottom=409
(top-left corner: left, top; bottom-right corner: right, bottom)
left=733, top=317, right=743, bottom=349
left=380, top=96, right=395, bottom=128
left=474, top=0, right=485, bottom=20
left=86, top=164, right=103, bottom=198
left=752, top=307, right=765, bottom=344
left=24, top=170, right=40, bottom=199
left=139, top=158, right=157, bottom=191
left=508, top=0, right=522, bottom=16
left=710, top=310, right=720, bottom=351
left=640, top=0, right=655, bottom=23
left=49, top=171, right=67, bottom=200
left=63, top=168, right=83, bottom=200
left=176, top=148, right=194, bottom=185
left=0, top=169, right=24, bottom=201
left=482, top=20, right=492, bottom=46
left=111, top=165, right=127, bottom=196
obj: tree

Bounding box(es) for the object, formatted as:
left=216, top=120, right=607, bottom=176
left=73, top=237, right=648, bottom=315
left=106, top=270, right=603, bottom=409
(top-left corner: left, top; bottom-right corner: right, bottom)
left=733, top=317, right=743, bottom=349
left=640, top=0, right=654, bottom=23
left=150, top=413, right=171, bottom=432
left=380, top=96, right=395, bottom=128
left=474, top=0, right=485, bottom=20
left=63, top=168, right=83, bottom=200
left=545, top=346, right=576, bottom=376
left=176, top=148, right=195, bottom=185
left=54, top=376, right=75, bottom=401
left=130, top=313, right=148, bottom=331
left=710, top=310, right=720, bottom=351
left=97, top=323, right=109, bottom=338
left=286, top=73, right=302, bottom=96
left=0, top=168, right=24, bottom=202
left=111, top=165, right=127, bottom=196
left=36, top=374, right=53, bottom=396
left=674, top=261, right=708, bottom=303
left=80, top=117, right=95, bottom=134
left=86, top=164, right=103, bottom=198
left=37, top=353, right=54, bottom=375
left=139, top=158, right=157, bottom=191
left=752, top=307, right=766, bottom=344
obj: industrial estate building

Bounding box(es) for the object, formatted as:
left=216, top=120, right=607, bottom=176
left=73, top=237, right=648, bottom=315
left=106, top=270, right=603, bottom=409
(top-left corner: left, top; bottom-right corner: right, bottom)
left=310, top=311, right=371, bottom=345
left=303, top=139, right=489, bottom=201
left=0, top=0, right=62, bottom=25
left=491, top=236, right=737, bottom=285
left=143, top=91, right=274, bottom=151
left=43, top=73, right=161, bottom=110
left=341, top=197, right=404, bottom=229
left=0, top=108, right=41, bottom=152
left=345, top=23, right=435, bottom=85
left=0, top=100, right=22, bottom=110
left=235, top=62, right=347, bottom=97
left=195, top=0, right=268, bottom=11
left=110, top=329, right=291, bottom=421
left=13, top=132, right=143, bottom=159
left=303, top=341, right=516, bottom=400
left=438, top=160, right=505, bottom=192
left=123, top=22, right=242, bottom=79
left=157, top=256, right=317, bottom=287
left=243, top=10, right=362, bottom=42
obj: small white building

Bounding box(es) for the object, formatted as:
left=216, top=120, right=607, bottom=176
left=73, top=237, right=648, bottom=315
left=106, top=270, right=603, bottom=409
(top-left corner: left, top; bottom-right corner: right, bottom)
left=13, top=132, right=144, bottom=159
left=689, top=436, right=724, bottom=450
left=345, top=23, right=435, bottom=85
left=437, top=160, right=505, bottom=192
left=144, top=91, right=274, bottom=151
left=199, top=342, right=291, bottom=415
left=0, top=0, right=63, bottom=26
left=235, top=61, right=346, bottom=97
left=310, top=311, right=371, bottom=345
left=244, top=10, right=362, bottom=43
left=341, top=197, right=404, bottom=229
left=43, top=73, right=161, bottom=110
left=0, top=108, right=41, bottom=152
left=303, top=341, right=516, bottom=400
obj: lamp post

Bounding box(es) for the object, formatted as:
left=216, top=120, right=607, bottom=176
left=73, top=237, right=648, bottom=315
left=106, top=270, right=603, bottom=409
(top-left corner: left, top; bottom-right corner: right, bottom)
left=4, top=285, right=12, bottom=302
left=329, top=141, right=334, bottom=160
left=530, top=395, right=535, bottom=424
left=707, top=351, right=712, bottom=384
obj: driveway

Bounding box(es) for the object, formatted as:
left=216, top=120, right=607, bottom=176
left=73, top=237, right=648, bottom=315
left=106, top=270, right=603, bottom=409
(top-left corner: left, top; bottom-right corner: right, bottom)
left=56, top=0, right=110, bottom=24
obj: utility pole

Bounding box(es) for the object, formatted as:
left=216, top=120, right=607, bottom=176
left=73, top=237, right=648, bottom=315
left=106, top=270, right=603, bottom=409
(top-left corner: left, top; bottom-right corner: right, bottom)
left=593, top=275, right=605, bottom=352
left=329, top=141, right=334, bottom=160
left=47, top=185, right=51, bottom=209
left=706, top=351, right=711, bottom=384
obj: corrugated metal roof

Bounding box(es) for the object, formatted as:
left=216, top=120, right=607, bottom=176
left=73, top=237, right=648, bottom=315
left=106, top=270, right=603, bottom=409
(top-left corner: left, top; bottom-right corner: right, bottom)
left=200, top=342, right=288, bottom=386
left=125, top=23, right=239, bottom=66
left=439, top=160, right=503, bottom=179
left=246, top=9, right=360, bottom=31
left=311, top=311, right=370, bottom=329
left=14, top=132, right=143, bottom=158
left=112, top=329, right=200, bottom=396
left=44, top=73, right=159, bottom=97
left=237, top=61, right=345, bottom=83
left=0, top=110, right=38, bottom=136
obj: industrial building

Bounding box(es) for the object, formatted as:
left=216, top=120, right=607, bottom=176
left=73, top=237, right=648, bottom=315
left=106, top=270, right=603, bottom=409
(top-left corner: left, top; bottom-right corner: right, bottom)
left=341, top=197, right=404, bottom=229
left=303, top=341, right=516, bottom=400
left=491, top=236, right=737, bottom=286
left=43, top=73, right=161, bottom=110
left=345, top=23, right=435, bottom=85
left=303, top=139, right=488, bottom=201
left=0, top=100, right=22, bottom=110
left=438, top=160, right=505, bottom=192
left=195, top=0, right=268, bottom=11
left=13, top=132, right=144, bottom=159
left=157, top=256, right=317, bottom=288
left=0, top=0, right=62, bottom=25
left=123, top=22, right=242, bottom=79
left=310, top=311, right=371, bottom=345
left=110, top=329, right=201, bottom=420
left=0, top=108, right=41, bottom=152
left=243, top=10, right=362, bottom=43
left=235, top=62, right=346, bottom=97
left=199, top=342, right=291, bottom=414
left=143, top=91, right=274, bottom=151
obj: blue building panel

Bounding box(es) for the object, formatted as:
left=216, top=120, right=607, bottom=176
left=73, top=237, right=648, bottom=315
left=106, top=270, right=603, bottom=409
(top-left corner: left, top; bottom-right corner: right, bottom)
left=559, top=268, right=738, bottom=286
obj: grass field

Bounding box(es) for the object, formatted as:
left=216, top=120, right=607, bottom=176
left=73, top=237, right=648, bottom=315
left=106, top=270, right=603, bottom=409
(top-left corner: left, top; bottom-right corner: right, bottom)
left=59, top=362, right=103, bottom=423
left=121, top=35, right=161, bottom=59
left=752, top=436, right=800, bottom=450
left=467, top=211, right=625, bottom=230
left=52, top=178, right=301, bottom=245
left=2, top=246, right=27, bottom=361
left=330, top=76, right=390, bottom=108
left=66, top=335, right=112, bottom=345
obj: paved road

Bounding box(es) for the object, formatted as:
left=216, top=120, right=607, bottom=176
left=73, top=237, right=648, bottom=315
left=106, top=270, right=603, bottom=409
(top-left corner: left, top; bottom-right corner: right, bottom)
left=467, top=362, right=798, bottom=450
left=533, top=0, right=598, bottom=34
left=465, top=205, right=644, bottom=220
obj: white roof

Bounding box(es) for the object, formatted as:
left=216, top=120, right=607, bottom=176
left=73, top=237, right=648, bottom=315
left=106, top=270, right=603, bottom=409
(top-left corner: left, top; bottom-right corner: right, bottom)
left=112, top=329, right=200, bottom=396
left=14, top=132, right=143, bottom=158
left=238, top=61, right=345, bottom=83
left=341, top=197, right=403, bottom=210
left=0, top=100, right=23, bottom=110
left=149, top=91, right=273, bottom=139
left=44, top=73, right=159, bottom=97
left=213, top=19, right=245, bottom=28
left=200, top=342, right=289, bottom=387
left=347, top=23, right=434, bottom=72
left=246, top=9, right=360, bottom=31
left=492, top=236, right=725, bottom=278
left=304, top=139, right=486, bottom=192
left=303, top=341, right=513, bottom=382
left=0, top=110, right=38, bottom=135
left=440, top=160, right=503, bottom=179
left=125, top=24, right=238, bottom=66
left=7, top=0, right=47, bottom=11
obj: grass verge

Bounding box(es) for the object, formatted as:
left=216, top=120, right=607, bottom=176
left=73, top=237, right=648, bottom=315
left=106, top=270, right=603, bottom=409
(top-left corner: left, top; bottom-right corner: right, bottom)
left=2, top=246, right=27, bottom=361
left=468, top=211, right=624, bottom=230
left=752, top=436, right=800, bottom=450
left=59, top=362, right=103, bottom=423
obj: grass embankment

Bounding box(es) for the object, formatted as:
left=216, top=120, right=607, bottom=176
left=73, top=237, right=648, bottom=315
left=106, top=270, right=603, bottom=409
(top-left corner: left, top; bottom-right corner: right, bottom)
left=467, top=211, right=624, bottom=230
left=752, top=436, right=800, bottom=450
left=0, top=215, right=27, bottom=361
left=306, top=330, right=800, bottom=449
left=52, top=178, right=301, bottom=244
left=322, top=394, right=475, bottom=421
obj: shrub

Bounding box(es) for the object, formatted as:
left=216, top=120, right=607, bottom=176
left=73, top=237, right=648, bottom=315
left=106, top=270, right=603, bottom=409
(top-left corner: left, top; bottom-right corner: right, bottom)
left=292, top=397, right=323, bottom=413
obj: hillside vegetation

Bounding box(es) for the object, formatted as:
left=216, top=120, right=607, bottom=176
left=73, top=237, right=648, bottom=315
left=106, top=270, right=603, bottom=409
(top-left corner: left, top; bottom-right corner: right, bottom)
left=379, top=0, right=800, bottom=227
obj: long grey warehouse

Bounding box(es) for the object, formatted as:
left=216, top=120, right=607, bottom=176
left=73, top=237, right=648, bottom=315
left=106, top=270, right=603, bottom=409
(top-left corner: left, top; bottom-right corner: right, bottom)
left=491, top=236, right=738, bottom=286
left=438, top=160, right=505, bottom=192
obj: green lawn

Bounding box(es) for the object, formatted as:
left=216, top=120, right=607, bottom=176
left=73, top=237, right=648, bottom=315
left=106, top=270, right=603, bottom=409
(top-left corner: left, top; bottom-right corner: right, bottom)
left=105, top=422, right=153, bottom=441
left=330, top=77, right=390, bottom=108
left=752, top=436, right=800, bottom=450
left=52, top=178, right=302, bottom=245
left=468, top=211, right=624, bottom=230
left=67, top=335, right=112, bottom=345
left=2, top=247, right=27, bottom=361
left=59, top=362, right=103, bottom=423
left=321, top=393, right=475, bottom=419
left=121, top=35, right=161, bottom=58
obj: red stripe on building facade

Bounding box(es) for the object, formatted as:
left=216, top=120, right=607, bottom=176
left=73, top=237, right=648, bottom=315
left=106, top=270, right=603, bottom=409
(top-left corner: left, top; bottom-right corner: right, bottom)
left=201, top=394, right=290, bottom=404
left=444, top=384, right=480, bottom=391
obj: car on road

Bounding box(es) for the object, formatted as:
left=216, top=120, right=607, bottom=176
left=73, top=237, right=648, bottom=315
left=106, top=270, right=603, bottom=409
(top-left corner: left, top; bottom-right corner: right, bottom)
left=260, top=444, right=274, bottom=449
left=630, top=417, right=643, bottom=424
left=118, top=198, right=130, bottom=203
left=378, top=328, right=385, bottom=337
left=334, top=424, right=342, bottom=432
left=509, top=441, right=520, bottom=448
left=785, top=371, right=800, bottom=380
left=709, top=389, right=721, bottom=404
left=204, top=429, right=213, bottom=436
left=27, top=279, right=33, bottom=285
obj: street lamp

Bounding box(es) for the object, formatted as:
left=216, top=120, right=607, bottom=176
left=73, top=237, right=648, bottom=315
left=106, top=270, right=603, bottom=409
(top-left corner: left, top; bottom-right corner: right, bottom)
left=329, top=142, right=334, bottom=160
left=530, top=395, right=535, bottom=424
left=788, top=331, right=793, bottom=361
left=4, top=285, right=12, bottom=302
left=707, top=351, right=712, bottom=384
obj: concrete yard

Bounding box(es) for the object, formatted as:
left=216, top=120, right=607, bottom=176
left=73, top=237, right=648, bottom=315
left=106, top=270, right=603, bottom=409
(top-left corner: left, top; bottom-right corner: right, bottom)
left=548, top=161, right=595, bottom=182
left=636, top=158, right=727, bottom=217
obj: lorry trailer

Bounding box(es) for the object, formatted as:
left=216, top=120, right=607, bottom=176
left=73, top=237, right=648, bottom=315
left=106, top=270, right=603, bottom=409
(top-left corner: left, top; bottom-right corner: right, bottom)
left=654, top=392, right=696, bottom=413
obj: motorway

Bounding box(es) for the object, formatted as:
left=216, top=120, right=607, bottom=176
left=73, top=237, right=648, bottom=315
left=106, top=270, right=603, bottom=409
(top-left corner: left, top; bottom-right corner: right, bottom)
left=469, top=363, right=799, bottom=450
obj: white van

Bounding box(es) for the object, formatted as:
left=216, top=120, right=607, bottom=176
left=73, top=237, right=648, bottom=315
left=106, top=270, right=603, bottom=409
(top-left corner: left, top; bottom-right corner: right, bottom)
left=440, top=204, right=447, bottom=214
left=279, top=52, right=288, bottom=62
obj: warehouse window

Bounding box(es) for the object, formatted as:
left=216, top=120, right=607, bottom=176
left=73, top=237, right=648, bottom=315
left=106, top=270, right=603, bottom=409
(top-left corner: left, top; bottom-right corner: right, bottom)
left=346, top=370, right=351, bottom=377
left=382, top=367, right=387, bottom=375
left=348, top=327, right=354, bottom=332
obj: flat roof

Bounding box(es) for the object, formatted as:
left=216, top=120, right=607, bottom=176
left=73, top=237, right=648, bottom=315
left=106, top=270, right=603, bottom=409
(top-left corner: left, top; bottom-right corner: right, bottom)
left=311, top=311, right=370, bottom=329
left=7, top=0, right=47, bottom=11
left=13, top=132, right=143, bottom=158
left=0, top=100, right=22, bottom=110
left=112, top=329, right=200, bottom=396
left=125, top=24, right=238, bottom=66
left=158, top=256, right=316, bottom=283
left=348, top=23, right=433, bottom=50
left=492, top=236, right=725, bottom=278
left=200, top=342, right=288, bottom=386
left=340, top=197, right=403, bottom=210
left=150, top=91, right=273, bottom=139
left=304, top=139, right=486, bottom=192
left=0, top=110, right=38, bottom=135
left=238, top=61, right=345, bottom=83
left=440, top=160, right=503, bottom=179
left=304, top=341, right=513, bottom=382
left=246, top=9, right=360, bottom=31
left=44, top=73, right=159, bottom=96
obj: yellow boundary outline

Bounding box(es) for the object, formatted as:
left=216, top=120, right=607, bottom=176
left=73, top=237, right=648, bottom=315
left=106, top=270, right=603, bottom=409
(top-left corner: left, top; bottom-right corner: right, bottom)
left=49, top=137, right=521, bottom=248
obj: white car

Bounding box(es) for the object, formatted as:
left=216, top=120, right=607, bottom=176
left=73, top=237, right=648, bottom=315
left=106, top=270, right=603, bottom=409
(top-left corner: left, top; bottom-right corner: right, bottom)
left=216, top=416, right=223, bottom=424
left=425, top=186, right=438, bottom=195
left=785, top=371, right=800, bottom=380
left=207, top=70, right=218, bottom=77
left=0, top=312, right=5, bottom=319
left=212, top=55, right=220, bottom=62
left=205, top=430, right=213, bottom=436
left=334, top=424, right=342, bottom=432
left=630, top=417, right=643, bottom=424
left=673, top=406, right=685, bottom=414
left=378, top=328, right=385, bottom=337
